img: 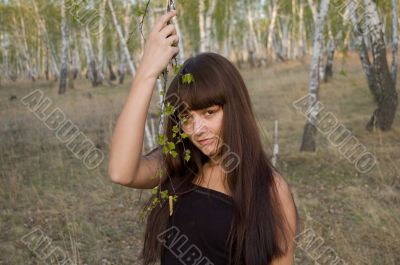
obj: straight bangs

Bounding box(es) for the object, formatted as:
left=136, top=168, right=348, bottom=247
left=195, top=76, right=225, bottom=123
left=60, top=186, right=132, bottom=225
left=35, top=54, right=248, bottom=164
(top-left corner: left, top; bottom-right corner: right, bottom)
left=167, top=57, right=226, bottom=117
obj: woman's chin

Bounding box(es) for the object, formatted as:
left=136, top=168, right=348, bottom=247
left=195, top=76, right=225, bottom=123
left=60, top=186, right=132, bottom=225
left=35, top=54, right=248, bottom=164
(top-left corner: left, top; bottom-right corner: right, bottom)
left=203, top=147, right=222, bottom=161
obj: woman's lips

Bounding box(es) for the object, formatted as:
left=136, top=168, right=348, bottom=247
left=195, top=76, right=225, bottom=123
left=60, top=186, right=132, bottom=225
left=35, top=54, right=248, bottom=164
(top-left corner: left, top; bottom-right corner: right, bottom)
left=198, top=138, right=213, bottom=146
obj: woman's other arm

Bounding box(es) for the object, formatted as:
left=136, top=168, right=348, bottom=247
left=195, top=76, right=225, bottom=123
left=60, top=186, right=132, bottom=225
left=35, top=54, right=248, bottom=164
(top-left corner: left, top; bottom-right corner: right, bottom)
left=271, top=173, right=298, bottom=265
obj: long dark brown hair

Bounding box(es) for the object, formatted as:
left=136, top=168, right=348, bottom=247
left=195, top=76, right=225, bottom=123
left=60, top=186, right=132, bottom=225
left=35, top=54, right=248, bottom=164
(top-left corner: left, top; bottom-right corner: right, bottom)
left=140, top=52, right=298, bottom=265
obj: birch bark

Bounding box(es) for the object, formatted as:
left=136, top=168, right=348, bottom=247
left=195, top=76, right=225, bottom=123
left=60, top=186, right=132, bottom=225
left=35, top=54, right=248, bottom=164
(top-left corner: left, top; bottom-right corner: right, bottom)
left=300, top=0, right=330, bottom=151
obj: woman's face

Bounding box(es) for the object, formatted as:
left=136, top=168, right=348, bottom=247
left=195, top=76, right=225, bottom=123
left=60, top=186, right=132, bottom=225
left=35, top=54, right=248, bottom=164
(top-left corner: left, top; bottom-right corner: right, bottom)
left=180, top=104, right=224, bottom=159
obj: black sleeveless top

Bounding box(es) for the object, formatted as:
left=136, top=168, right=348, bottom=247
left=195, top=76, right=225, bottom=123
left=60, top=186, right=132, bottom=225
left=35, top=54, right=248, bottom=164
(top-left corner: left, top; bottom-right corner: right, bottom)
left=160, top=184, right=235, bottom=265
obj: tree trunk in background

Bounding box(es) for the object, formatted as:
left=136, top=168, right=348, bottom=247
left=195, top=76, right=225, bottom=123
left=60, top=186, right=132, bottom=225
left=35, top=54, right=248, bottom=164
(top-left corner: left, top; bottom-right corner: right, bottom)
left=246, top=2, right=264, bottom=67
left=299, top=0, right=307, bottom=57
left=59, top=0, right=68, bottom=94
left=107, top=58, right=117, bottom=81
left=362, top=0, right=398, bottom=131
left=11, top=15, right=32, bottom=80
left=198, top=0, right=216, bottom=52
left=71, top=31, right=80, bottom=79
left=199, top=1, right=206, bottom=52
left=391, top=0, right=398, bottom=86
left=323, top=27, right=338, bottom=82
left=15, top=0, right=36, bottom=81
left=324, top=38, right=335, bottom=82
left=204, top=0, right=217, bottom=52
left=348, top=0, right=377, bottom=97
left=86, top=26, right=102, bottom=86
left=118, top=42, right=126, bottom=84
left=282, top=17, right=290, bottom=60
left=300, top=0, right=330, bottom=152
left=81, top=28, right=100, bottom=86
left=319, top=45, right=326, bottom=82
left=33, top=0, right=59, bottom=79
left=123, top=0, right=132, bottom=76
left=96, top=0, right=107, bottom=84
left=174, top=17, right=186, bottom=63
left=307, top=0, right=317, bottom=23
left=108, top=0, right=136, bottom=77
left=266, top=0, right=278, bottom=61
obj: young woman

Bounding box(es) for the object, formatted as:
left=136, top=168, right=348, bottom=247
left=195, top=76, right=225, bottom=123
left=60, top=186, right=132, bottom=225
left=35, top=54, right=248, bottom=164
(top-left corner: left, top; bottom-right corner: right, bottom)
left=109, top=10, right=298, bottom=265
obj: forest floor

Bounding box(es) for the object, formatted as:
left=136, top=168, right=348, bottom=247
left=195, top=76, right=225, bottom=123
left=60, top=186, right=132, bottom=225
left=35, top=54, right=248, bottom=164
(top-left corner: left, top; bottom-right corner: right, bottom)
left=0, top=52, right=399, bottom=264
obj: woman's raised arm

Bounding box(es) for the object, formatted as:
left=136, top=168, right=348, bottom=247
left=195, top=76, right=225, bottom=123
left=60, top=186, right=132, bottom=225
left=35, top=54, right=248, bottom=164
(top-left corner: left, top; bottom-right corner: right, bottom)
left=108, top=10, right=179, bottom=189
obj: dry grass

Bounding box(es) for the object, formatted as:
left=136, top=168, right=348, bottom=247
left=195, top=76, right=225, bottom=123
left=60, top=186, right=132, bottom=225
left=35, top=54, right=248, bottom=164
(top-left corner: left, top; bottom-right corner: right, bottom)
left=0, top=52, right=399, bottom=264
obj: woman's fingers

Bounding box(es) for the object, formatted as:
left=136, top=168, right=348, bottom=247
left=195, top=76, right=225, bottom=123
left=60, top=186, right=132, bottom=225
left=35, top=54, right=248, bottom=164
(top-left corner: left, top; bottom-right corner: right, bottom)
left=160, top=24, right=177, bottom=39
left=154, top=10, right=177, bottom=32
left=165, top=34, right=179, bottom=46
left=169, top=45, right=179, bottom=57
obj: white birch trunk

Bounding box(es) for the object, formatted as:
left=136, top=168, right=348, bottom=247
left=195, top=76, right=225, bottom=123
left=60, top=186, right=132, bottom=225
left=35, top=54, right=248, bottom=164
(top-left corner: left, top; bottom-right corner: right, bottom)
left=81, top=27, right=100, bottom=86
left=204, top=0, right=217, bottom=52
left=362, top=0, right=398, bottom=131
left=300, top=0, right=330, bottom=151
left=299, top=0, right=307, bottom=57
left=108, top=0, right=136, bottom=77
left=391, top=0, right=398, bottom=86
left=59, top=0, right=69, bottom=94
left=0, top=33, right=10, bottom=79
left=348, top=0, right=372, bottom=87
left=272, top=120, right=279, bottom=167
left=11, top=15, right=31, bottom=80
left=97, top=0, right=107, bottom=83
left=247, top=3, right=264, bottom=66
left=33, top=0, right=59, bottom=77
left=199, top=0, right=206, bottom=52
left=71, top=30, right=81, bottom=78
left=267, top=0, right=278, bottom=60
left=174, top=18, right=185, bottom=63
left=307, top=0, right=318, bottom=22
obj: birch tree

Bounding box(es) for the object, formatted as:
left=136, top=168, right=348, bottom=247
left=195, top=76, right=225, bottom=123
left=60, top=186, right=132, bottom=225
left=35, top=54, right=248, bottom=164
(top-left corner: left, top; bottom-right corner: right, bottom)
left=246, top=0, right=265, bottom=66
left=300, top=0, right=330, bottom=152
left=96, top=0, right=107, bottom=83
left=390, top=0, right=398, bottom=86
left=349, top=0, right=398, bottom=131
left=32, top=0, right=59, bottom=79
left=266, top=0, right=279, bottom=61
left=198, top=0, right=217, bottom=52
left=108, top=0, right=136, bottom=77
left=59, top=0, right=69, bottom=94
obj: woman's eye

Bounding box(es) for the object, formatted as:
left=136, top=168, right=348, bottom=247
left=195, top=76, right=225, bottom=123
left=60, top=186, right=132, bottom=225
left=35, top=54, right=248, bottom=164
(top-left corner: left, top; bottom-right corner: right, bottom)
left=180, top=114, right=192, bottom=125
left=206, top=109, right=216, bottom=116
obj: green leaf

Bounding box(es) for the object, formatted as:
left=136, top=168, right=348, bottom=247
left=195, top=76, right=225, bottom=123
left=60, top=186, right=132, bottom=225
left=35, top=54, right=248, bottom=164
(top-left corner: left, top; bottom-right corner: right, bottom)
left=136, top=6, right=144, bottom=16
left=170, top=150, right=178, bottom=158
left=163, top=145, right=169, bottom=154
left=164, top=102, right=175, bottom=116
left=182, top=73, right=194, bottom=84
left=158, top=134, right=166, bottom=145
left=160, top=190, right=168, bottom=199
left=184, top=149, right=191, bottom=162
left=172, top=125, right=179, bottom=133
left=174, top=64, right=183, bottom=75
left=181, top=132, right=188, bottom=139
left=168, top=141, right=175, bottom=150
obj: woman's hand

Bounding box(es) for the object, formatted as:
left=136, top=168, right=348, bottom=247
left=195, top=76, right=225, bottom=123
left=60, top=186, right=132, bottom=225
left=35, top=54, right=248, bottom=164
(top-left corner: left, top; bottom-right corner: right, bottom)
left=137, top=10, right=179, bottom=80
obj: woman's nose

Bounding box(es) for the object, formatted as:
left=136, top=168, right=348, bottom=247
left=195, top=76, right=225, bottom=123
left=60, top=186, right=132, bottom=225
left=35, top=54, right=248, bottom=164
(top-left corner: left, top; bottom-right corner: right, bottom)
left=192, top=116, right=206, bottom=135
